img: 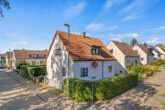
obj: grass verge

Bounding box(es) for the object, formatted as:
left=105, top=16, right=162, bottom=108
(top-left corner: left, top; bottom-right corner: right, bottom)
left=39, top=83, right=64, bottom=96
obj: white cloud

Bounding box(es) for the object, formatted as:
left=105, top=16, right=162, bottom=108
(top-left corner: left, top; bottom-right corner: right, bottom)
left=120, top=0, right=159, bottom=21
left=107, top=25, right=118, bottom=30
left=110, top=33, right=139, bottom=41
left=6, top=33, right=16, bottom=37
left=64, top=2, right=87, bottom=18
left=110, top=33, right=139, bottom=38
left=85, top=23, right=104, bottom=31
left=122, top=13, right=145, bottom=21
left=103, top=0, right=125, bottom=10
left=153, top=26, right=165, bottom=31
left=146, top=37, right=165, bottom=44
left=13, top=41, right=28, bottom=45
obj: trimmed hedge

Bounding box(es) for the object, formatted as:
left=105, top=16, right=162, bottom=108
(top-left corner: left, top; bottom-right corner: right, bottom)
left=19, top=65, right=46, bottom=81
left=63, top=73, right=138, bottom=102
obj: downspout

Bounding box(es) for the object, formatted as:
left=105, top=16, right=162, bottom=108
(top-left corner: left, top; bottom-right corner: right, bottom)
left=102, top=61, right=104, bottom=80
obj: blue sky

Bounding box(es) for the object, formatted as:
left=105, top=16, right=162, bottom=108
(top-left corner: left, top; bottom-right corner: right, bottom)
left=0, top=0, right=165, bottom=53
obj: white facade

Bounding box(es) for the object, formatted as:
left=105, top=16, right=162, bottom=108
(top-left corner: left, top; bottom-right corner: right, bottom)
left=26, top=59, right=44, bottom=65
left=156, top=46, right=165, bottom=59
left=133, top=44, right=154, bottom=65
left=46, top=34, right=116, bottom=90
left=107, top=41, right=139, bottom=74
left=12, top=52, right=17, bottom=69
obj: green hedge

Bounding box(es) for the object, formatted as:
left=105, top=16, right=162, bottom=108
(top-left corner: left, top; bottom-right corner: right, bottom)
left=19, top=65, right=46, bottom=80
left=63, top=73, right=138, bottom=102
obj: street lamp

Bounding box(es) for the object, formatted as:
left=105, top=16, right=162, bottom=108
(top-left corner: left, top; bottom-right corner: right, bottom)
left=64, top=24, right=70, bottom=101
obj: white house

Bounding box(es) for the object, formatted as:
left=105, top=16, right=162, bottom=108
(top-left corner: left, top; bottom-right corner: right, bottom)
left=133, top=44, right=154, bottom=65
left=0, top=54, right=6, bottom=67
left=12, top=49, right=48, bottom=69
left=106, top=40, right=140, bottom=75
left=152, top=47, right=161, bottom=60
left=46, top=31, right=116, bottom=90
left=155, top=45, right=165, bottom=59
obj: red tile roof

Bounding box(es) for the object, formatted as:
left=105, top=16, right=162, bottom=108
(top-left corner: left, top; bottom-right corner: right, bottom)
left=157, top=45, right=165, bottom=52
left=0, top=54, right=6, bottom=59
left=112, top=40, right=139, bottom=57
left=138, top=45, right=154, bottom=56
left=13, top=49, right=48, bottom=65
left=48, top=31, right=116, bottom=61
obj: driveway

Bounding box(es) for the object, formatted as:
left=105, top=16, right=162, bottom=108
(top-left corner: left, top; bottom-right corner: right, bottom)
left=0, top=70, right=165, bottom=110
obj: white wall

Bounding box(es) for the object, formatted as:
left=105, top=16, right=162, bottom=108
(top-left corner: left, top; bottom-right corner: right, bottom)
left=133, top=44, right=148, bottom=65
left=73, top=61, right=116, bottom=81
left=26, top=59, right=45, bottom=65
left=12, top=52, right=17, bottom=69
left=125, top=57, right=140, bottom=67
left=46, top=34, right=74, bottom=90
left=156, top=47, right=165, bottom=59
left=106, top=41, right=126, bottom=74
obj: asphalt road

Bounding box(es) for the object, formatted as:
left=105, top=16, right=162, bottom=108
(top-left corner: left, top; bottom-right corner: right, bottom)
left=0, top=71, right=50, bottom=110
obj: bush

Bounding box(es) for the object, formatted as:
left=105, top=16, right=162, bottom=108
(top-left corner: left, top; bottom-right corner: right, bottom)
left=19, top=65, right=46, bottom=81
left=150, top=61, right=160, bottom=67
left=39, top=66, right=46, bottom=75
left=63, top=74, right=138, bottom=102
left=19, top=65, right=28, bottom=77
left=130, top=65, right=148, bottom=75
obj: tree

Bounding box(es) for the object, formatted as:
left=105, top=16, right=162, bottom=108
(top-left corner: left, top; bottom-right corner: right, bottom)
left=0, top=0, right=10, bottom=17
left=143, top=43, right=147, bottom=46
left=131, top=38, right=137, bottom=47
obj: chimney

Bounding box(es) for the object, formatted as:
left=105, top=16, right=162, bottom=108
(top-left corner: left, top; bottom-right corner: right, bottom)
left=82, top=32, right=86, bottom=38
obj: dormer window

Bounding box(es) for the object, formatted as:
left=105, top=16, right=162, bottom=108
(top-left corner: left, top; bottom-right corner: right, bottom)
left=91, top=48, right=99, bottom=55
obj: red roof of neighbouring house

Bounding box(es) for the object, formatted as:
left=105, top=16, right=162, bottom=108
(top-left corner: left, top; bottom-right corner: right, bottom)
left=157, top=45, right=165, bottom=52
left=111, top=40, right=139, bottom=57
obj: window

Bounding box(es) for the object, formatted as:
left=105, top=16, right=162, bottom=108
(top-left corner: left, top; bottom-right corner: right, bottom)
left=108, top=65, right=112, bottom=73
left=120, top=71, right=123, bottom=74
left=135, top=60, right=138, bottom=65
left=55, top=49, right=61, bottom=55
left=40, top=61, right=43, bottom=64
left=91, top=48, right=99, bottom=55
left=81, top=68, right=88, bottom=77
left=32, top=61, right=36, bottom=65
left=110, top=49, right=113, bottom=54
left=141, top=58, right=143, bottom=61
left=62, top=68, right=66, bottom=77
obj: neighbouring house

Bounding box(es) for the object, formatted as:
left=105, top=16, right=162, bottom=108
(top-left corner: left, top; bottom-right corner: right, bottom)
left=0, top=54, right=6, bottom=67
left=12, top=49, right=48, bottom=69
left=6, top=52, right=13, bottom=68
left=151, top=47, right=161, bottom=60
left=46, top=31, right=116, bottom=90
left=155, top=45, right=165, bottom=59
left=133, top=44, right=154, bottom=65
left=106, top=40, right=140, bottom=75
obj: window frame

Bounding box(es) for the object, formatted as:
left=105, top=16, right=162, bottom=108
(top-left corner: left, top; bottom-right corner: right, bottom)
left=62, top=68, right=66, bottom=77
left=80, top=68, right=88, bottom=77
left=108, top=65, right=112, bottom=73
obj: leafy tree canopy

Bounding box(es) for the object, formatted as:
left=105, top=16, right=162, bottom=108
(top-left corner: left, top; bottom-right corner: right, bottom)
left=143, top=43, right=147, bottom=46
left=131, top=38, right=137, bottom=47
left=0, top=0, right=10, bottom=17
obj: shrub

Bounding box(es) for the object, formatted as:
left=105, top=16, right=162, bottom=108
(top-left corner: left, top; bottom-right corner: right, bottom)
left=150, top=61, right=160, bottom=67
left=19, top=65, right=28, bottom=77
left=63, top=74, right=138, bottom=102
left=27, top=67, right=40, bottom=77
left=19, top=65, right=46, bottom=81
left=130, top=65, right=148, bottom=75
left=39, top=66, right=46, bottom=75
